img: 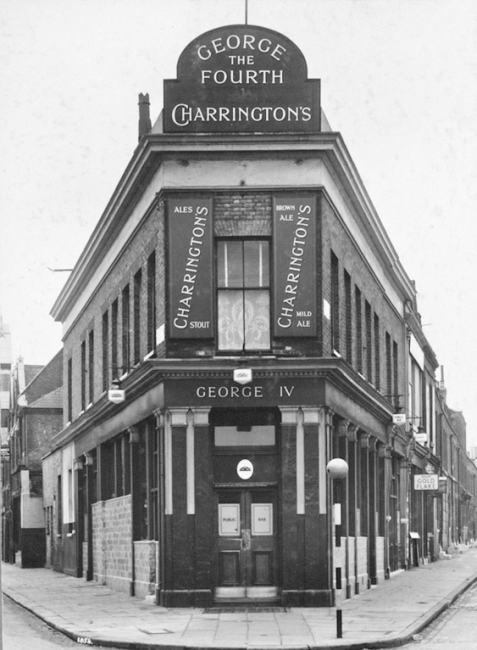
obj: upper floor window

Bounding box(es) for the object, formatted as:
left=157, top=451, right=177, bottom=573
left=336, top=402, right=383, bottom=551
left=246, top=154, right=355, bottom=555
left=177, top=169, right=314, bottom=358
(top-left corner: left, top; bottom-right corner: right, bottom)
left=330, top=251, right=340, bottom=353
left=147, top=252, right=156, bottom=354
left=122, top=284, right=130, bottom=373
left=67, top=357, right=73, bottom=422
left=88, top=329, right=94, bottom=404
left=217, top=239, right=270, bottom=351
left=133, top=269, right=142, bottom=365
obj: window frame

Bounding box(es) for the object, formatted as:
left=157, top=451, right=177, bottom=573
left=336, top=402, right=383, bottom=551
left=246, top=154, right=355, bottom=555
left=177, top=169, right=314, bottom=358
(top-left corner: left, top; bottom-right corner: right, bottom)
left=215, top=237, right=272, bottom=353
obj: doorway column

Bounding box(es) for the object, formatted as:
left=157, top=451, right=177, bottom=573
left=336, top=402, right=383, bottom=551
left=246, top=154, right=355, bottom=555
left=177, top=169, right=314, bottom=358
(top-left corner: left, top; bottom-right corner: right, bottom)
left=368, top=437, right=378, bottom=585
left=189, top=407, right=211, bottom=607
left=336, top=419, right=351, bottom=598
left=359, top=432, right=370, bottom=589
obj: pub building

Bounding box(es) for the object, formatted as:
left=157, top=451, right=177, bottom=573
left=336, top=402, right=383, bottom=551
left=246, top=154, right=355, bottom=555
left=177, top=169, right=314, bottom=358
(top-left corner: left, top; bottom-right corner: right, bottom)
left=48, top=24, right=415, bottom=607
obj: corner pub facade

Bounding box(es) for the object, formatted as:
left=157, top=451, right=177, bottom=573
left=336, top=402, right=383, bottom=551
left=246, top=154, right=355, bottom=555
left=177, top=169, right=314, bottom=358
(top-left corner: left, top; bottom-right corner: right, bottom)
left=48, top=24, right=416, bottom=608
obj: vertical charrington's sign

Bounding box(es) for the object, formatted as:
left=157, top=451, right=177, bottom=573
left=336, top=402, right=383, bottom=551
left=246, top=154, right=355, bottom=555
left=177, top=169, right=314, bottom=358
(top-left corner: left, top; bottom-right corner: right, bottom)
left=273, top=195, right=317, bottom=336
left=164, top=24, right=320, bottom=134
left=168, top=197, right=213, bottom=338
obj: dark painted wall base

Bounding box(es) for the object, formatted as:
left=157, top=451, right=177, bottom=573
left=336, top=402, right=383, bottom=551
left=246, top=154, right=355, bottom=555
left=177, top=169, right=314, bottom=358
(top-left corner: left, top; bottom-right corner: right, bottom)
left=282, top=589, right=333, bottom=607
left=19, top=528, right=45, bottom=568
left=162, top=589, right=213, bottom=608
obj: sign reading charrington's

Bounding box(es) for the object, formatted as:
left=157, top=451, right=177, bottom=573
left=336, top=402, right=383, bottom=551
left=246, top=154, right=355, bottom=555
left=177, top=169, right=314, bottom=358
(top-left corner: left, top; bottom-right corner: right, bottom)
left=164, top=24, right=321, bottom=134
left=168, top=196, right=213, bottom=338
left=273, top=195, right=317, bottom=336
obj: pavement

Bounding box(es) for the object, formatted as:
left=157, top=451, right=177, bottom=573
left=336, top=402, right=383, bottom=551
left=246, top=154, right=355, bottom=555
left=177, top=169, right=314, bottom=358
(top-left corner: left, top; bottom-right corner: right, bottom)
left=2, top=549, right=477, bottom=650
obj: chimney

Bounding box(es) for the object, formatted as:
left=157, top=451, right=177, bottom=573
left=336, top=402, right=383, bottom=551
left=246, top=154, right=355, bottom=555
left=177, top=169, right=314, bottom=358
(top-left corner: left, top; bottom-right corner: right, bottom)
left=138, top=93, right=152, bottom=141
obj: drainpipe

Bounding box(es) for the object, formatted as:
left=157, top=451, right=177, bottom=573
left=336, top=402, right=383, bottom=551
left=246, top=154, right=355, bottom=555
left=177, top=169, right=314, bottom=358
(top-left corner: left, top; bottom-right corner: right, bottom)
left=129, top=426, right=140, bottom=597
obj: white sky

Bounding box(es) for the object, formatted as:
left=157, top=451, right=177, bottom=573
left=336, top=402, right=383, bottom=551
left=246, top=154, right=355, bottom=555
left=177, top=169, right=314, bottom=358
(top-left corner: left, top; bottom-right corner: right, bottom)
left=1, top=0, right=476, bottom=446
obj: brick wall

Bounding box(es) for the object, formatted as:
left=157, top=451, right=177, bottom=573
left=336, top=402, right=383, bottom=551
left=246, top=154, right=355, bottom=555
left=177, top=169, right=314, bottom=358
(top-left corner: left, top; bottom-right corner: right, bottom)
left=133, top=540, right=157, bottom=597
left=63, top=187, right=405, bottom=424
left=63, top=202, right=164, bottom=424
left=25, top=410, right=63, bottom=471
left=214, top=192, right=271, bottom=236
left=92, top=495, right=132, bottom=593
left=321, top=194, right=404, bottom=400
left=42, top=449, right=63, bottom=570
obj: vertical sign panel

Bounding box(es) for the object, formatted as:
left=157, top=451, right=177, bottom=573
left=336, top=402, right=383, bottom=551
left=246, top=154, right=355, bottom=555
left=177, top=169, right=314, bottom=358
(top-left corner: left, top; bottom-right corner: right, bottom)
left=168, top=197, right=213, bottom=338
left=273, top=195, right=317, bottom=336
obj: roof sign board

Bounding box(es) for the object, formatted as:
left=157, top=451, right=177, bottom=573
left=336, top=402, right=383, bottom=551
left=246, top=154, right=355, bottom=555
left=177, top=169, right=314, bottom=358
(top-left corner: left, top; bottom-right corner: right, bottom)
left=164, top=24, right=321, bottom=134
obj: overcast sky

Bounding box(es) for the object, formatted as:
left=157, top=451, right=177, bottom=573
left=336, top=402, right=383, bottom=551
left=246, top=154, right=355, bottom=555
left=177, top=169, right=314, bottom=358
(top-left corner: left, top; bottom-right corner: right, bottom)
left=1, top=0, right=476, bottom=446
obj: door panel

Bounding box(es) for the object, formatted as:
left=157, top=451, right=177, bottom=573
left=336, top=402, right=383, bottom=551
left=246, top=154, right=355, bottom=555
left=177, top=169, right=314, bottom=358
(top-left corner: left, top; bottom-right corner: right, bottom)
left=216, top=489, right=277, bottom=600
left=219, top=551, right=241, bottom=585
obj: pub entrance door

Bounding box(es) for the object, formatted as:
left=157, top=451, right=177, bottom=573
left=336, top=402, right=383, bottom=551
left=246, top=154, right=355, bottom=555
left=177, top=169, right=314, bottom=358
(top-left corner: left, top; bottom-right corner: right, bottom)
left=211, top=407, right=281, bottom=603
left=215, top=487, right=278, bottom=601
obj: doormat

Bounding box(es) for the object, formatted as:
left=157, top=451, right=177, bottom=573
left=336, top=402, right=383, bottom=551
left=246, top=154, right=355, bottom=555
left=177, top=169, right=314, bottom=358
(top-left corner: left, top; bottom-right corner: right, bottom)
left=204, top=607, right=288, bottom=613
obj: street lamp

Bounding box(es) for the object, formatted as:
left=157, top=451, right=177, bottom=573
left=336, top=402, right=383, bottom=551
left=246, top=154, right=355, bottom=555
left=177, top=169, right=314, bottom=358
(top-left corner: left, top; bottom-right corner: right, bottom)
left=327, top=458, right=349, bottom=639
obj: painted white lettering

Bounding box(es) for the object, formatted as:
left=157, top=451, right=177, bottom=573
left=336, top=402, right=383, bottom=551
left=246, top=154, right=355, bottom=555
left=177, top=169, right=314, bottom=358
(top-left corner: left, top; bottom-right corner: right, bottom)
left=197, top=45, right=212, bottom=60
left=243, top=34, right=255, bottom=50
left=280, top=385, right=295, bottom=397
left=226, top=34, right=241, bottom=50
left=258, top=38, right=272, bottom=53
left=211, top=37, right=226, bottom=54
left=195, top=384, right=265, bottom=399
left=173, top=210, right=209, bottom=331
left=271, top=44, right=287, bottom=60
left=171, top=104, right=313, bottom=126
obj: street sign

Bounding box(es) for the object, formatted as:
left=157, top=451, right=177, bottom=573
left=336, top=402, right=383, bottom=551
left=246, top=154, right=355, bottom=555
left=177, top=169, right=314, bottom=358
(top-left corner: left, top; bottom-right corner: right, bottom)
left=414, top=474, right=439, bottom=490
left=393, top=413, right=406, bottom=425
left=415, top=432, right=428, bottom=444
left=233, top=368, right=252, bottom=385
left=108, top=389, right=125, bottom=404
left=438, top=477, right=448, bottom=493
left=237, top=459, right=254, bottom=480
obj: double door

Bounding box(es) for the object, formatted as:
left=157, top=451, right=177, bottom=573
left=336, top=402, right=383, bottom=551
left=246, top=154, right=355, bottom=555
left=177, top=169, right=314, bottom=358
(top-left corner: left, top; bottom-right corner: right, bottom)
left=215, top=488, right=278, bottom=601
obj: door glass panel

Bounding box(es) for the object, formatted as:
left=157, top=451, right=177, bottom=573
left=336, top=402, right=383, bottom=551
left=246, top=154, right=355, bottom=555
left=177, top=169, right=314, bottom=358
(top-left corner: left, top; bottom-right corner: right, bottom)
left=251, top=504, right=273, bottom=535
left=218, top=504, right=240, bottom=536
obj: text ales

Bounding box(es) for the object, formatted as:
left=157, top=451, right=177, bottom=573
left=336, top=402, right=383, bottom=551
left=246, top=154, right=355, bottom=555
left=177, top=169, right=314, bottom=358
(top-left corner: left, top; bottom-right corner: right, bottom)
left=168, top=197, right=213, bottom=338
left=273, top=196, right=317, bottom=336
